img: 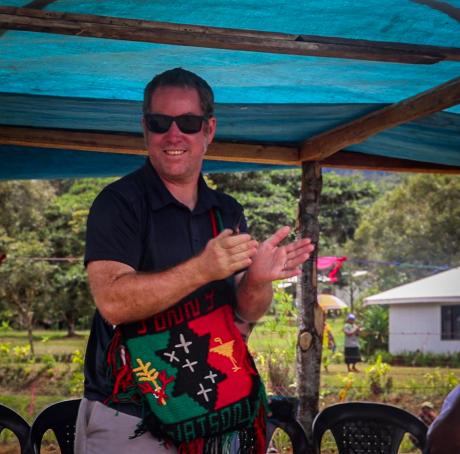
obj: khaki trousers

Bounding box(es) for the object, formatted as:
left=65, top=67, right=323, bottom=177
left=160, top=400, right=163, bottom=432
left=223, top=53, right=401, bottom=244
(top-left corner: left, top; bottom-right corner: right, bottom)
left=74, top=398, right=177, bottom=454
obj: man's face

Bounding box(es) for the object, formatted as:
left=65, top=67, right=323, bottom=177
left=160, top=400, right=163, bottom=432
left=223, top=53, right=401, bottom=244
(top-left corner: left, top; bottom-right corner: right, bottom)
left=143, top=86, right=216, bottom=185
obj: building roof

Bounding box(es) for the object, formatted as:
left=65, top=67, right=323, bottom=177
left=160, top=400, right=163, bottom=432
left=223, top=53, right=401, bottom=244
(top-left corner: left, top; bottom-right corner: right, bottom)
left=364, top=267, right=460, bottom=306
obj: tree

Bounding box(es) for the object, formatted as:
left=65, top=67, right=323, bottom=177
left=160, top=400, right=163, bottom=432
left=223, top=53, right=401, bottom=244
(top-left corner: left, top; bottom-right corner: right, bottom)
left=209, top=170, right=298, bottom=241
left=0, top=178, right=112, bottom=336
left=359, top=305, right=389, bottom=357
left=0, top=180, right=55, bottom=238
left=209, top=170, right=378, bottom=252
left=0, top=180, right=56, bottom=353
left=44, top=178, right=114, bottom=335
left=348, top=174, right=460, bottom=290
left=318, top=172, right=378, bottom=253
left=0, top=234, right=55, bottom=354
left=51, top=262, right=92, bottom=336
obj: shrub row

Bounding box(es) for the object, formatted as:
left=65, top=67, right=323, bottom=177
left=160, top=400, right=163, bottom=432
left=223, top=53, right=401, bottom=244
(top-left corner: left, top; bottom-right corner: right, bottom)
left=369, top=350, right=460, bottom=368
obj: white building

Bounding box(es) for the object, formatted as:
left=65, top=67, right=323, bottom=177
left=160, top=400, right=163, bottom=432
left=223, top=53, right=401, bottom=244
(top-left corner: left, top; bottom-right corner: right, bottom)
left=364, top=267, right=460, bottom=354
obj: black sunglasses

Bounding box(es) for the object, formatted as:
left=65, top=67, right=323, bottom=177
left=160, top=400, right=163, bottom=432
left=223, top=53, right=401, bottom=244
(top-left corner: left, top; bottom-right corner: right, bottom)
left=144, top=113, right=209, bottom=134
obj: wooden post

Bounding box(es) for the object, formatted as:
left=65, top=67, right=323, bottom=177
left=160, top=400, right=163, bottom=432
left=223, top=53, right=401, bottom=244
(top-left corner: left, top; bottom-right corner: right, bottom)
left=296, top=161, right=323, bottom=448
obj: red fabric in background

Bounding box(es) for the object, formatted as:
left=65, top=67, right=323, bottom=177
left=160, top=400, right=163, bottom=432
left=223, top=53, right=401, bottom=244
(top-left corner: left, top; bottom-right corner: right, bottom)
left=317, top=256, right=347, bottom=283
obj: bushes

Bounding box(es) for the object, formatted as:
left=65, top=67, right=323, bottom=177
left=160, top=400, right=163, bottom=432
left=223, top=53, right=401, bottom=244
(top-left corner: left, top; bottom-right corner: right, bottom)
left=368, top=350, right=460, bottom=368
left=0, top=343, right=84, bottom=396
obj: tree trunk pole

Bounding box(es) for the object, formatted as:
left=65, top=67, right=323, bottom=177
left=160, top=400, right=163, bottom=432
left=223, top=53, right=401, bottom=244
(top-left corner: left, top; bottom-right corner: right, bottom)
left=296, top=161, right=323, bottom=448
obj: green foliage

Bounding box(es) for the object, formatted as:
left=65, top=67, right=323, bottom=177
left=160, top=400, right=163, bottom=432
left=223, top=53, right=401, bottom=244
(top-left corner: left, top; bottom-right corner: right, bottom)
left=337, top=372, right=366, bottom=401
left=319, top=172, right=378, bottom=252
left=423, top=368, right=459, bottom=395
left=359, top=305, right=389, bottom=357
left=209, top=170, right=299, bottom=241
left=0, top=180, right=56, bottom=240
left=0, top=181, right=56, bottom=350
left=348, top=174, right=460, bottom=290
left=251, top=285, right=298, bottom=395
left=0, top=237, right=56, bottom=354
left=269, top=427, right=294, bottom=454
left=0, top=320, right=12, bottom=333
left=68, top=349, right=85, bottom=395
left=209, top=170, right=378, bottom=252
left=389, top=351, right=460, bottom=368
left=0, top=178, right=113, bottom=334
left=0, top=341, right=71, bottom=368
left=365, top=354, right=392, bottom=396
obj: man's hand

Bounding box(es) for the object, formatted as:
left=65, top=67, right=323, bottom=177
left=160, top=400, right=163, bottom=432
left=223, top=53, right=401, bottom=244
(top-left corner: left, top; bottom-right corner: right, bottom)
left=234, top=226, right=314, bottom=323
left=197, top=229, right=258, bottom=282
left=245, top=226, right=314, bottom=285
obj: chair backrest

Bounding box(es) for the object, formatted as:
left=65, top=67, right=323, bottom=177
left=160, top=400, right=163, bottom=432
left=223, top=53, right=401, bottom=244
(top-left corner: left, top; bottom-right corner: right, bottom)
left=312, top=402, right=428, bottom=454
left=267, top=417, right=310, bottom=454
left=0, top=404, right=31, bottom=454
left=30, top=399, right=81, bottom=454
left=267, top=398, right=310, bottom=454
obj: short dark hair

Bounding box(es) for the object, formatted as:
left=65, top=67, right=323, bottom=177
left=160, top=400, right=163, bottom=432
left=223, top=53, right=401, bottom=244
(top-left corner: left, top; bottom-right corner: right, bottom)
left=143, top=68, right=214, bottom=117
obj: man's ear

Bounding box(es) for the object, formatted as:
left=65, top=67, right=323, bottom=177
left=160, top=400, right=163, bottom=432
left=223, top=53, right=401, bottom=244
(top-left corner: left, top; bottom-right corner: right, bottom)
left=207, top=116, right=217, bottom=145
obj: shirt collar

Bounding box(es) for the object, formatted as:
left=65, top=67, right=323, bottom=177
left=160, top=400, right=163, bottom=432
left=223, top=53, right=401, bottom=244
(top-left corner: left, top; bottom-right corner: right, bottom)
left=140, top=158, right=219, bottom=213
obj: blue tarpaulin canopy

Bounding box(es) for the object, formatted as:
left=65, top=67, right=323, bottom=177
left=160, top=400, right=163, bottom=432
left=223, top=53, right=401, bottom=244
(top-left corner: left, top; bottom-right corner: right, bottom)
left=1, top=0, right=459, bottom=179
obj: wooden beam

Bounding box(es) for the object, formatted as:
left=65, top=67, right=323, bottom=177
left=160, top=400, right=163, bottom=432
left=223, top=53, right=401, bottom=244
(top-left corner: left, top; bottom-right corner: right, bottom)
left=0, top=125, right=299, bottom=165
left=1, top=7, right=460, bottom=64
left=321, top=151, right=460, bottom=174
left=207, top=142, right=298, bottom=165
left=0, top=126, right=147, bottom=155
left=300, top=75, right=460, bottom=161
left=2, top=125, right=459, bottom=173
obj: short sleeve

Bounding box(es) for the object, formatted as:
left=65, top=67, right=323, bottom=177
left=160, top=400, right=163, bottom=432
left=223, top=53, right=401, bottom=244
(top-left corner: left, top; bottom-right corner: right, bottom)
left=343, top=323, right=353, bottom=335
left=84, top=188, right=143, bottom=269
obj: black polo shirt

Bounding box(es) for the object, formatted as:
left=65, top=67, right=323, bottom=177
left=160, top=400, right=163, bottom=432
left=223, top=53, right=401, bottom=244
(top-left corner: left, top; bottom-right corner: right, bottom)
left=83, top=159, right=246, bottom=415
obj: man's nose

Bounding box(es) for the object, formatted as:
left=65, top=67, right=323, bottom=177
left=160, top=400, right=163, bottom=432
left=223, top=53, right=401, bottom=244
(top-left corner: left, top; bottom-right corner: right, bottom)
left=164, top=120, right=183, bottom=137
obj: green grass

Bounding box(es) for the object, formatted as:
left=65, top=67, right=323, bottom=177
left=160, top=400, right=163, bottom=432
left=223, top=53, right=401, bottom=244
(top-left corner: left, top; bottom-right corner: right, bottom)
left=2, top=327, right=460, bottom=406
left=0, top=327, right=458, bottom=454
left=0, top=330, right=88, bottom=356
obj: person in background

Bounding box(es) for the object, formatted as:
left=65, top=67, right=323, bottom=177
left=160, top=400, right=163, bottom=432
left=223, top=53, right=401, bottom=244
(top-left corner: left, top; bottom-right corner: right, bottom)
left=322, top=320, right=336, bottom=373
left=326, top=322, right=336, bottom=353
left=418, top=401, right=437, bottom=427
left=343, top=313, right=361, bottom=372
left=426, top=385, right=460, bottom=454
left=409, top=401, right=437, bottom=448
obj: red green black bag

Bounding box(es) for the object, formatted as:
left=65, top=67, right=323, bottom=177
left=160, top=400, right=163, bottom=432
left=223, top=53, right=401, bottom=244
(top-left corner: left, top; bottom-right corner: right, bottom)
left=106, top=279, right=267, bottom=453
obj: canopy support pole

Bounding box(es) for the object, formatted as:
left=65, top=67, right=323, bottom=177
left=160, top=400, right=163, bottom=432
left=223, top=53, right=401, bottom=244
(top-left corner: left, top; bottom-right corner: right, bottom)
left=296, top=161, right=324, bottom=447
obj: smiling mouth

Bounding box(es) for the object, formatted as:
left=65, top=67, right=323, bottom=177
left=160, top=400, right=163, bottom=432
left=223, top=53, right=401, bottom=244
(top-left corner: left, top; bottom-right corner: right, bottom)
left=164, top=149, right=186, bottom=156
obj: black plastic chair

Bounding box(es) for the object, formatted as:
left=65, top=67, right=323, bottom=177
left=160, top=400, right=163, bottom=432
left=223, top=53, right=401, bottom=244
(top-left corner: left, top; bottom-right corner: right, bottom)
left=30, top=399, right=81, bottom=454
left=312, top=402, right=428, bottom=454
left=0, top=403, right=31, bottom=453
left=267, top=397, right=310, bottom=454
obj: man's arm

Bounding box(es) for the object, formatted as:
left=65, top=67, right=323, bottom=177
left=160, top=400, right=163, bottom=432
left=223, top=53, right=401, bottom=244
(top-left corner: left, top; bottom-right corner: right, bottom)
left=88, top=229, right=258, bottom=325
left=235, top=226, right=314, bottom=322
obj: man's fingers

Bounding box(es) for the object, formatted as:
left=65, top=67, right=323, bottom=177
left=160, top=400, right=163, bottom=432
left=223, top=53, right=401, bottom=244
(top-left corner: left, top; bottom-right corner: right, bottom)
left=285, top=237, right=314, bottom=253
left=279, top=267, right=302, bottom=280
left=286, top=245, right=314, bottom=264
left=265, top=226, right=291, bottom=247
left=216, top=229, right=255, bottom=249
left=282, top=239, right=315, bottom=272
